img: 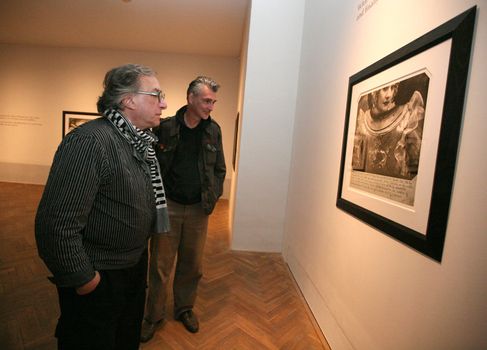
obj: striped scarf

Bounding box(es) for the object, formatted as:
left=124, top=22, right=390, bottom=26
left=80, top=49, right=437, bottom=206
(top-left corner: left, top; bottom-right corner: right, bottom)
left=104, top=108, right=170, bottom=234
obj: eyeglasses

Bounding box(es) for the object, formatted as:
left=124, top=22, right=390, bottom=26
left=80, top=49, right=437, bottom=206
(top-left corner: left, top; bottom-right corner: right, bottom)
left=135, top=90, right=165, bottom=102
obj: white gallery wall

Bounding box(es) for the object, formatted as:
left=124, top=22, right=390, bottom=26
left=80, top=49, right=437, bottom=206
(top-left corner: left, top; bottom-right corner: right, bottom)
left=281, top=0, right=487, bottom=349
left=0, top=44, right=239, bottom=197
left=229, top=4, right=251, bottom=238
left=231, top=0, right=305, bottom=251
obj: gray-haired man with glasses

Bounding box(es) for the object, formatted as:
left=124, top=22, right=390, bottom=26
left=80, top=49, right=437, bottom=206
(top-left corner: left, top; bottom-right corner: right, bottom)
left=35, top=63, right=170, bottom=350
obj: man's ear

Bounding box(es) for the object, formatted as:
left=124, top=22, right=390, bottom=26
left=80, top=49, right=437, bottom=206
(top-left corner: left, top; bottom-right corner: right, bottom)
left=122, top=95, right=136, bottom=111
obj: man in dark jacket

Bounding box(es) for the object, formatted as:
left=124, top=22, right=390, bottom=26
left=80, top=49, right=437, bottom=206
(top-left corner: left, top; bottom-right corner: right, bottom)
left=141, top=76, right=226, bottom=341
left=35, top=64, right=170, bottom=350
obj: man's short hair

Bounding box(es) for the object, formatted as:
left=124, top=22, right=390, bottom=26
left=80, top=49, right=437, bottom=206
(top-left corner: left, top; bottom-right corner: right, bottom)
left=187, top=76, right=220, bottom=97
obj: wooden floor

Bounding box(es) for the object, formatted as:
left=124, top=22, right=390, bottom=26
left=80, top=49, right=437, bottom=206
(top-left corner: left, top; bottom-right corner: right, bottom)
left=0, top=182, right=330, bottom=350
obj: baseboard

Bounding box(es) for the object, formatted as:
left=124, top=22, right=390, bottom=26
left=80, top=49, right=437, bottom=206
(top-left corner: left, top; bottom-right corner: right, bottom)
left=285, top=252, right=354, bottom=350
left=285, top=263, right=333, bottom=350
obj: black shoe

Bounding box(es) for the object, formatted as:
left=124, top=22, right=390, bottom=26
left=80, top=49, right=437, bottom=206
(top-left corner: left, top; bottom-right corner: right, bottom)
left=178, top=310, right=199, bottom=333
left=140, top=319, right=164, bottom=343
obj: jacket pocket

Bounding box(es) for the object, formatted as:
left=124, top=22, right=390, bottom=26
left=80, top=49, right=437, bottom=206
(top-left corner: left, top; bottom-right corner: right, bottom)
left=204, top=143, right=217, bottom=165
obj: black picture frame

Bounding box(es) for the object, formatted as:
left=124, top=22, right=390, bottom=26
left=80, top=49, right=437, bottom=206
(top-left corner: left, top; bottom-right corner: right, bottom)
left=232, top=112, right=239, bottom=170
left=62, top=110, right=100, bottom=137
left=336, top=7, right=476, bottom=262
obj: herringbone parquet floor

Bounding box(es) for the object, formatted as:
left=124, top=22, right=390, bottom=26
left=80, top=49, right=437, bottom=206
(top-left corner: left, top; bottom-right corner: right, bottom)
left=0, top=182, right=329, bottom=350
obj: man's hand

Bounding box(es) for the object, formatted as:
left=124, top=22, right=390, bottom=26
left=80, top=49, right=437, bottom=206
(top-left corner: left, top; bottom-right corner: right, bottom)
left=75, top=271, right=101, bottom=295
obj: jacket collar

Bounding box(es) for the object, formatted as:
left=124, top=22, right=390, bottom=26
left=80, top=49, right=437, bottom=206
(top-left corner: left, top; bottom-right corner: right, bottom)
left=175, top=105, right=212, bottom=130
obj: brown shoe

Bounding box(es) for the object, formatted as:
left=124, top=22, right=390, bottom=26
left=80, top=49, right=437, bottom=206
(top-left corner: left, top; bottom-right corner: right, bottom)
left=140, top=319, right=164, bottom=343
left=178, top=310, right=199, bottom=333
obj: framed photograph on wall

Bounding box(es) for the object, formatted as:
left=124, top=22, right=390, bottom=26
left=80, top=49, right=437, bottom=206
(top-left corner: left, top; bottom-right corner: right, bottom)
left=336, top=7, right=476, bottom=262
left=62, top=111, right=100, bottom=137
left=232, top=112, right=239, bottom=170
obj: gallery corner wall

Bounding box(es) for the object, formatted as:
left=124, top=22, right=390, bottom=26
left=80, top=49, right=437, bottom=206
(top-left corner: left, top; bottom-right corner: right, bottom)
left=0, top=44, right=240, bottom=199
left=283, top=1, right=487, bottom=350
left=231, top=0, right=305, bottom=252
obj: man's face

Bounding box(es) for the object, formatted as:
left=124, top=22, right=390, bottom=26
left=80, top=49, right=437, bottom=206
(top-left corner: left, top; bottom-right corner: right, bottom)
left=187, top=85, right=217, bottom=121
left=128, top=75, right=167, bottom=130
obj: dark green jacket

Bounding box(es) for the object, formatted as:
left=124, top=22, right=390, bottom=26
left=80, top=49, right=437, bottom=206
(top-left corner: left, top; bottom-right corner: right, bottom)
left=154, top=106, right=226, bottom=215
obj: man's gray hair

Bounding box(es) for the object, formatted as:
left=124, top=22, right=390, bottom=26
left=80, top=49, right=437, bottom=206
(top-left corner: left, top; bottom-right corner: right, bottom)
left=97, top=63, right=155, bottom=113
left=186, top=76, right=220, bottom=96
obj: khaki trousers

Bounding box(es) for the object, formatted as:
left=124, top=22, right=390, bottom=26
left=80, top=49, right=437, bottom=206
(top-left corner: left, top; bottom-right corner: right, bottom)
left=145, top=199, right=208, bottom=322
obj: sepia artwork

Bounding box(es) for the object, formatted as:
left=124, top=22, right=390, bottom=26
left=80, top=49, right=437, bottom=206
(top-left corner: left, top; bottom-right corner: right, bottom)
left=350, top=72, right=429, bottom=206
left=336, top=7, right=476, bottom=262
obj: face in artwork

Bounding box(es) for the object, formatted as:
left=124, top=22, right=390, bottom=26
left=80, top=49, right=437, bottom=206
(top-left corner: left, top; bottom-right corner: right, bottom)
left=371, top=84, right=398, bottom=117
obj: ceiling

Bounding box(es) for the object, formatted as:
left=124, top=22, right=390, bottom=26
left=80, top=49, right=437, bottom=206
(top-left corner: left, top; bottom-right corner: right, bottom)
left=0, top=0, right=249, bottom=57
